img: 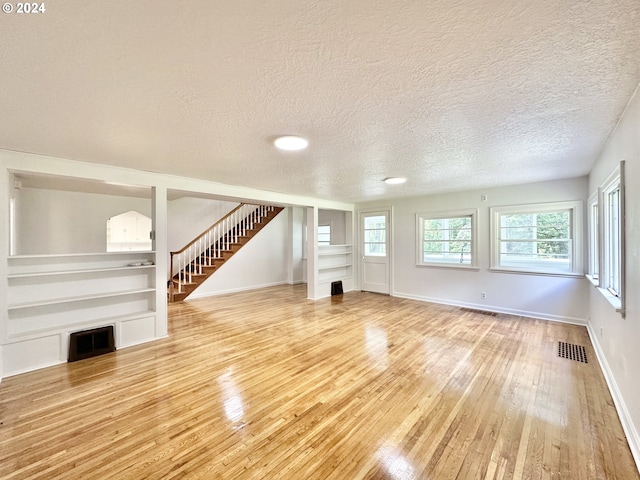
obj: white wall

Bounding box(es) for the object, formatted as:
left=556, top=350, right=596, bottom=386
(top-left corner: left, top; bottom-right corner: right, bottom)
left=587, top=83, right=640, bottom=468
left=16, top=187, right=152, bottom=255
left=357, top=177, right=590, bottom=323
left=318, top=209, right=347, bottom=244
left=167, top=196, right=237, bottom=254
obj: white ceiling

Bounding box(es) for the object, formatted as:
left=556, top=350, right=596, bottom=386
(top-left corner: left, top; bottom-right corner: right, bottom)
left=1, top=1, right=639, bottom=203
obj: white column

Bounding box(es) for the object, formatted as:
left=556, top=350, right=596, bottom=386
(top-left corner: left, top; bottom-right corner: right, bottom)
left=0, top=167, right=9, bottom=381
left=306, top=206, right=319, bottom=300
left=152, top=185, right=168, bottom=339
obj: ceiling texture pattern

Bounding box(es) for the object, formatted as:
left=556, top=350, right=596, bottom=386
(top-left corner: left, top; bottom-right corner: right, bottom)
left=1, top=0, right=639, bottom=202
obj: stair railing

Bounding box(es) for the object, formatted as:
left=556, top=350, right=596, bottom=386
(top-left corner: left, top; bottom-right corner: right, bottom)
left=170, top=203, right=276, bottom=294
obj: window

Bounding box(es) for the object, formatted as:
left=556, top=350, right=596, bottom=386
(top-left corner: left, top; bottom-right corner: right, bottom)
left=9, top=196, right=16, bottom=256
left=416, top=209, right=478, bottom=268
left=318, top=224, right=331, bottom=245
left=587, top=194, right=599, bottom=283
left=602, top=176, right=621, bottom=297
left=593, top=161, right=625, bottom=315
left=490, top=201, right=583, bottom=276
left=364, top=215, right=387, bottom=256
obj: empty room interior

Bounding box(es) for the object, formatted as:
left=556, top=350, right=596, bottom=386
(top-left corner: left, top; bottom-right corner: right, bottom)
left=1, top=1, right=640, bottom=478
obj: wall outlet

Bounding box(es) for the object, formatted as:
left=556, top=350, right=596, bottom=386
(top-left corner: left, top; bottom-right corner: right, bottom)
left=481, top=194, right=487, bottom=201
left=600, top=327, right=603, bottom=339
left=481, top=292, right=487, bottom=299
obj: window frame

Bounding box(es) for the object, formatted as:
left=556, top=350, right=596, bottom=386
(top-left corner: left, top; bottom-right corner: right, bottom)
left=587, top=192, right=599, bottom=285
left=415, top=209, right=478, bottom=270
left=596, top=162, right=625, bottom=316
left=318, top=223, right=331, bottom=246
left=489, top=201, right=583, bottom=277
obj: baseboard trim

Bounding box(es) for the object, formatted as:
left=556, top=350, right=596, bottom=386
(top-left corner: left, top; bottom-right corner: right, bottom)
left=4, top=359, right=65, bottom=378
left=392, top=292, right=588, bottom=326
left=186, top=281, right=290, bottom=300
left=587, top=324, right=640, bottom=473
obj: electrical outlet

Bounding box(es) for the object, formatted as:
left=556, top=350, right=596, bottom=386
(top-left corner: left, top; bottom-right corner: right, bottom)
left=481, top=194, right=488, bottom=201
left=481, top=292, right=487, bottom=299
left=600, top=327, right=603, bottom=339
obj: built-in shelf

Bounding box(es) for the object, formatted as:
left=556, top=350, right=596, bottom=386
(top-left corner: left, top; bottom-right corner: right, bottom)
left=319, top=263, right=352, bottom=270
left=8, top=265, right=155, bottom=279
left=4, top=251, right=159, bottom=375
left=318, top=244, right=353, bottom=285
left=8, top=288, right=157, bottom=311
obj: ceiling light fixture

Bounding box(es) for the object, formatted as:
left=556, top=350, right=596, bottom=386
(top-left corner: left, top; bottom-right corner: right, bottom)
left=384, top=177, right=406, bottom=185
left=274, top=135, right=308, bottom=151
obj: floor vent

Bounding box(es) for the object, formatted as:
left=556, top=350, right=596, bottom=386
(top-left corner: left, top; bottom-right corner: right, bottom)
left=69, top=326, right=115, bottom=362
left=459, top=307, right=497, bottom=317
left=558, top=341, right=588, bottom=363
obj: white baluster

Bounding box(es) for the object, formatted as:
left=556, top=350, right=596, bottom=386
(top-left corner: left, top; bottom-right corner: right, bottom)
left=234, top=212, right=238, bottom=243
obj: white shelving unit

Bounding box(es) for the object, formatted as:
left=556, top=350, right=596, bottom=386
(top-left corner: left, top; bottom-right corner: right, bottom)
left=4, top=251, right=158, bottom=376
left=318, top=244, right=353, bottom=296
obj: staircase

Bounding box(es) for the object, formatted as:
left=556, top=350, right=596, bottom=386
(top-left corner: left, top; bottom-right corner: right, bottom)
left=168, top=203, right=284, bottom=302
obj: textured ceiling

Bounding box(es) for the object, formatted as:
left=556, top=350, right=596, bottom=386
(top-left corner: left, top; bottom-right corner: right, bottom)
left=1, top=1, right=639, bottom=203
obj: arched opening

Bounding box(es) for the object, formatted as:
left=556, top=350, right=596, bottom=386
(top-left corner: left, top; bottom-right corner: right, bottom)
left=106, top=210, right=152, bottom=252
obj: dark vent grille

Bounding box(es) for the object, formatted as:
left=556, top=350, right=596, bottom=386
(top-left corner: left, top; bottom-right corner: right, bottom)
left=558, top=341, right=588, bottom=363
left=460, top=307, right=497, bottom=317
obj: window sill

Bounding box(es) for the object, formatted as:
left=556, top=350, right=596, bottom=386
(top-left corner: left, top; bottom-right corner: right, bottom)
left=595, top=286, right=622, bottom=311
left=416, top=263, right=479, bottom=271
left=488, top=267, right=584, bottom=279
left=586, top=274, right=599, bottom=287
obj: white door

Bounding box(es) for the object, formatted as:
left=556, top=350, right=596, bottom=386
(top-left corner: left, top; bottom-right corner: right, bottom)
left=360, top=210, right=390, bottom=294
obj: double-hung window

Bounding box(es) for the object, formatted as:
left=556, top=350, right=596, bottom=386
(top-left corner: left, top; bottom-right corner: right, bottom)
left=587, top=194, right=599, bottom=283
left=601, top=173, right=622, bottom=298
left=416, top=209, right=478, bottom=268
left=490, top=201, right=583, bottom=276
left=589, top=162, right=625, bottom=315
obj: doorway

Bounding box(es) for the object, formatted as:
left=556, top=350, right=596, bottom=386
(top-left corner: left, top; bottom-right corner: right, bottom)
left=359, top=209, right=391, bottom=294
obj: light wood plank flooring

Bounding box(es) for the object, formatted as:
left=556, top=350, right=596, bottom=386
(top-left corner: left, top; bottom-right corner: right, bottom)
left=1, top=285, right=638, bottom=479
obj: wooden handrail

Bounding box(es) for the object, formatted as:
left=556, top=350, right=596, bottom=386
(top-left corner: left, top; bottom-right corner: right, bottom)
left=170, top=203, right=250, bottom=257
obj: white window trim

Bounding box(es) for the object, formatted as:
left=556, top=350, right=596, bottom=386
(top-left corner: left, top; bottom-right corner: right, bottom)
left=595, top=162, right=625, bottom=316
left=586, top=192, right=599, bottom=286
left=415, top=209, right=479, bottom=270
left=489, top=201, right=583, bottom=277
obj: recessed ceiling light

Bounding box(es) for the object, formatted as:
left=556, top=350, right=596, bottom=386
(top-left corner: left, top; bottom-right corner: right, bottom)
left=274, top=135, right=308, bottom=151
left=384, top=177, right=406, bottom=185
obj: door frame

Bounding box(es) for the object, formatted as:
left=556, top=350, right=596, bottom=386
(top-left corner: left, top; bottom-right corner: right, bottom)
left=357, top=207, right=393, bottom=294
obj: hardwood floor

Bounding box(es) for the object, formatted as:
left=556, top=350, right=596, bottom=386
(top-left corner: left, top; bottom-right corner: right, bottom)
left=0, top=285, right=637, bottom=479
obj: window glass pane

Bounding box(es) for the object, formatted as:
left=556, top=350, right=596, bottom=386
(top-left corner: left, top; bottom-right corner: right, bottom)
left=365, top=243, right=386, bottom=256
left=365, top=230, right=386, bottom=243
left=590, top=203, right=599, bottom=278
left=497, top=210, right=572, bottom=272
left=318, top=225, right=331, bottom=245
left=419, top=214, right=474, bottom=266
left=607, top=188, right=620, bottom=295
left=364, top=216, right=386, bottom=229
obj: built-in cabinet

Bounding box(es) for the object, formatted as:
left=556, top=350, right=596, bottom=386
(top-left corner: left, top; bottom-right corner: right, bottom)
left=4, top=251, right=158, bottom=376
